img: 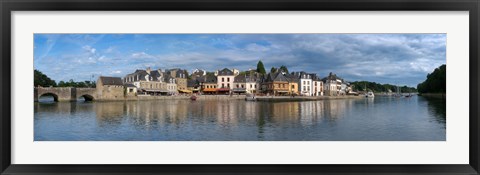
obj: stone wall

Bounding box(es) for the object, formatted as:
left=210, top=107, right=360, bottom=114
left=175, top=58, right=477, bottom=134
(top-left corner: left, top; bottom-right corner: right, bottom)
left=96, top=85, right=125, bottom=101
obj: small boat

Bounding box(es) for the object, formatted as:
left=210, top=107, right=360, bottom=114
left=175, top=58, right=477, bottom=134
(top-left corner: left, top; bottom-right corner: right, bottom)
left=365, top=91, right=375, bottom=98
left=190, top=95, right=197, bottom=101
left=245, top=93, right=256, bottom=101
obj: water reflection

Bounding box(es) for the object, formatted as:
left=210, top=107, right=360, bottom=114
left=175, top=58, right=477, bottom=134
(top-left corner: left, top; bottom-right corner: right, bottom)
left=34, top=96, right=446, bottom=141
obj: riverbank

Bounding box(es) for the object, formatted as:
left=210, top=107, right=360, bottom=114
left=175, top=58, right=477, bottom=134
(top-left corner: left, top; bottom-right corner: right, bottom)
left=99, top=95, right=364, bottom=102
left=418, top=93, right=446, bottom=99
left=254, top=95, right=364, bottom=102
left=124, top=95, right=246, bottom=101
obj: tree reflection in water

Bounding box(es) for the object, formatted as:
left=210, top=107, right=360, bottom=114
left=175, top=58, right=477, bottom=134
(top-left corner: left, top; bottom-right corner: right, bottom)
left=34, top=96, right=447, bottom=141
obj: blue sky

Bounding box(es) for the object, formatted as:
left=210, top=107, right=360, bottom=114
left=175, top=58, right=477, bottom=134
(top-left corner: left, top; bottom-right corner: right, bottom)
left=34, top=34, right=446, bottom=87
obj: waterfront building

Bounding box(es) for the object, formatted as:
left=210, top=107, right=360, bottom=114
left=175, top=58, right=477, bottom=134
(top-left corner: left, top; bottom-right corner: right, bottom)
left=125, top=84, right=137, bottom=97
left=215, top=68, right=236, bottom=94
left=312, top=74, right=324, bottom=96
left=245, top=71, right=260, bottom=94
left=200, top=73, right=218, bottom=95
left=322, top=72, right=344, bottom=96
left=233, top=75, right=247, bottom=94
left=187, top=79, right=201, bottom=94
left=96, top=76, right=124, bottom=100
left=166, top=68, right=189, bottom=93
left=263, top=72, right=289, bottom=96
left=285, top=74, right=299, bottom=95
left=124, top=67, right=168, bottom=95
left=294, top=72, right=313, bottom=96
left=163, top=74, right=177, bottom=95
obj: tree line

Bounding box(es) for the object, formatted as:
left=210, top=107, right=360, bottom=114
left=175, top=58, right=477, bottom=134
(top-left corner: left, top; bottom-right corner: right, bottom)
left=350, top=81, right=417, bottom=93
left=417, top=64, right=446, bottom=94
left=34, top=69, right=96, bottom=88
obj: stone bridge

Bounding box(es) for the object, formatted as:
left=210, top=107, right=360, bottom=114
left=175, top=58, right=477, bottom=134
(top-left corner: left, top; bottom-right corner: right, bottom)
left=34, top=87, right=97, bottom=102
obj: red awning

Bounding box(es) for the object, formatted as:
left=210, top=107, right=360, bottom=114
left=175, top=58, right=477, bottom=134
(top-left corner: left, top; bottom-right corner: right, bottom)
left=217, top=88, right=230, bottom=92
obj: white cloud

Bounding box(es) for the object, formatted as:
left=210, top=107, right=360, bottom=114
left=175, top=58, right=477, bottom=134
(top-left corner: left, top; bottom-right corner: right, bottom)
left=245, top=43, right=270, bottom=52
left=131, top=52, right=155, bottom=59
left=82, top=45, right=96, bottom=54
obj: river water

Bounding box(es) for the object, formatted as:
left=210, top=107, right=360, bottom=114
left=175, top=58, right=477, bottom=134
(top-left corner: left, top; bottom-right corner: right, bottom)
left=34, top=96, right=446, bottom=141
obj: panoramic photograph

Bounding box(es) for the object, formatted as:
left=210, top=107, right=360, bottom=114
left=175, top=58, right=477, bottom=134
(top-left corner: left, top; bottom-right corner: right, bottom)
left=33, top=34, right=446, bottom=141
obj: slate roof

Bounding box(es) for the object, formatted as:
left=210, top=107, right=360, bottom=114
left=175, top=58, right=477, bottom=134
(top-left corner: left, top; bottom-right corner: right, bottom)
left=285, top=74, right=299, bottom=82
left=175, top=69, right=188, bottom=79
left=163, top=74, right=175, bottom=83
left=310, top=73, right=322, bottom=81
left=126, top=69, right=164, bottom=82
left=265, top=72, right=288, bottom=82
left=218, top=68, right=234, bottom=76
left=124, top=83, right=136, bottom=87
left=234, top=75, right=246, bottom=83
left=322, top=72, right=343, bottom=82
left=99, top=76, right=123, bottom=85
left=204, top=74, right=217, bottom=83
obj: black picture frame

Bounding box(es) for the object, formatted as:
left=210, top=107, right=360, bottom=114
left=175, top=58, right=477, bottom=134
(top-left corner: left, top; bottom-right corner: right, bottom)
left=1, top=0, right=479, bottom=174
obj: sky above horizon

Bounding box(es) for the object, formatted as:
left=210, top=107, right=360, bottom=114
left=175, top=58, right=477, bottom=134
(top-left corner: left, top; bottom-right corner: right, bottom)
left=34, top=34, right=446, bottom=87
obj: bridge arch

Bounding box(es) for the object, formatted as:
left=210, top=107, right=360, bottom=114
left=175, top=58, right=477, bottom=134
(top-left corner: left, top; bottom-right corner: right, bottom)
left=39, top=92, right=59, bottom=102
left=77, top=94, right=95, bottom=101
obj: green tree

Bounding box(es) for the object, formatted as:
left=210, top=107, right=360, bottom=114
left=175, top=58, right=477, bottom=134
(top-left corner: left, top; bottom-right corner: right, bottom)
left=34, top=69, right=56, bottom=87
left=350, top=81, right=417, bottom=93
left=417, top=64, right=446, bottom=94
left=270, top=67, right=278, bottom=73
left=279, top=65, right=289, bottom=74
left=256, top=60, right=266, bottom=75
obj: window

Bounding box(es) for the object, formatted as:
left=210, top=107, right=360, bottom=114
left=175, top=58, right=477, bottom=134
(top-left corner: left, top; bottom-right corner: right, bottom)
left=303, top=81, right=305, bottom=85
left=227, top=78, right=230, bottom=82
left=228, top=84, right=230, bottom=87
left=292, top=85, right=294, bottom=89
left=222, top=83, right=225, bottom=88
left=222, top=78, right=224, bottom=82
left=250, top=84, right=252, bottom=88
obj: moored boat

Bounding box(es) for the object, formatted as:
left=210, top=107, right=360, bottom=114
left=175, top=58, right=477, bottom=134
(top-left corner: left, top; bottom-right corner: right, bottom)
left=245, top=93, right=256, bottom=101
left=365, top=91, right=375, bottom=98
left=190, top=95, right=197, bottom=101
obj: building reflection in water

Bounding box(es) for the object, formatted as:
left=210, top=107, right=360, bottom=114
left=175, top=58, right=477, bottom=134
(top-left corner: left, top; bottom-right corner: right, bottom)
left=92, top=99, right=356, bottom=132
left=35, top=95, right=446, bottom=141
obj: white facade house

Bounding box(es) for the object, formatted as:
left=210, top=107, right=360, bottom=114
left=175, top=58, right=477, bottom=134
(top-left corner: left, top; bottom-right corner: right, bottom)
left=216, top=68, right=236, bottom=89
left=164, top=74, right=177, bottom=95
left=296, top=72, right=313, bottom=96
left=312, top=74, right=324, bottom=96
left=246, top=74, right=260, bottom=94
